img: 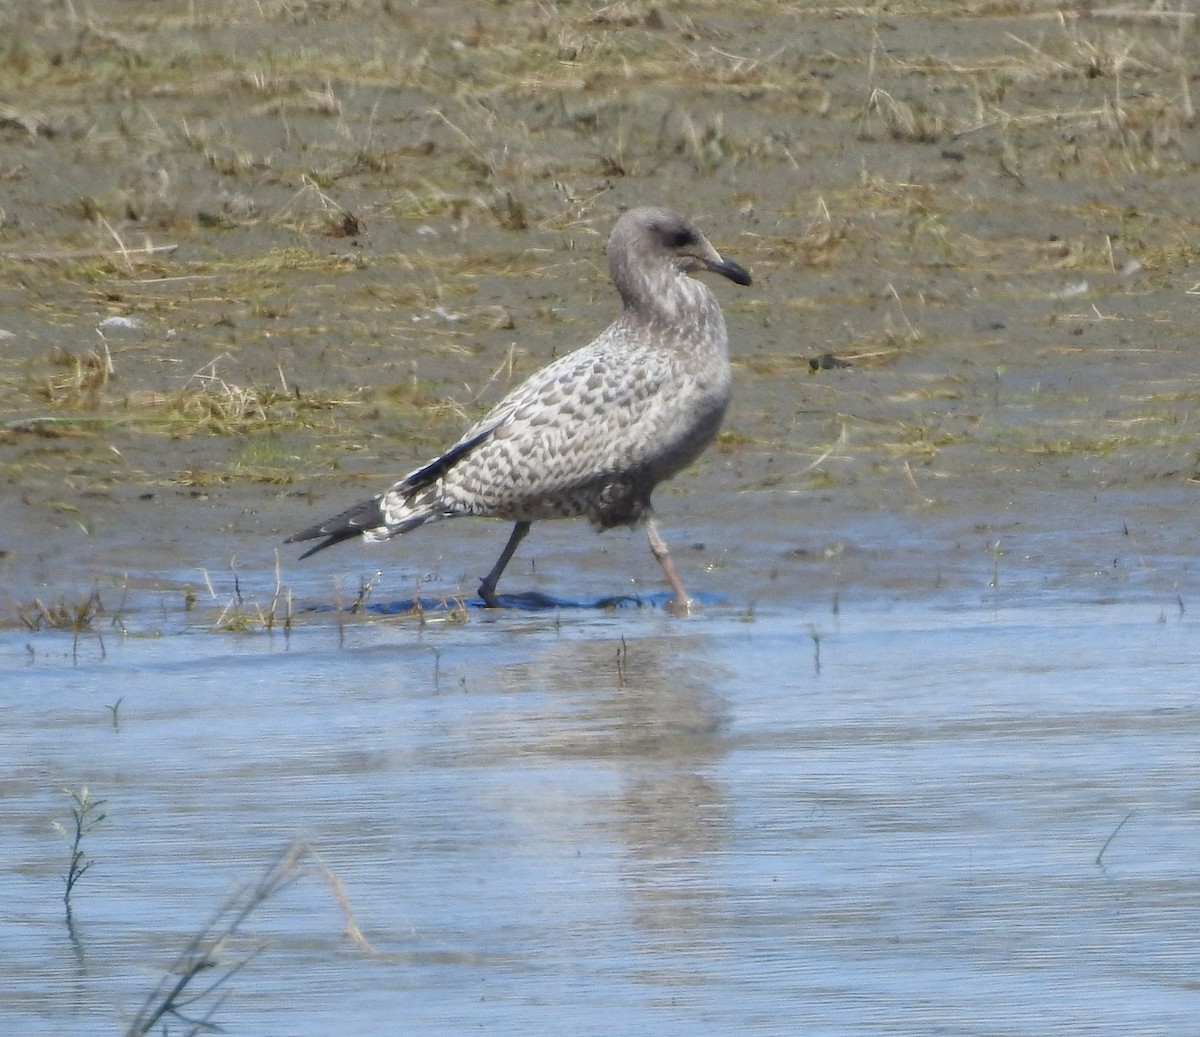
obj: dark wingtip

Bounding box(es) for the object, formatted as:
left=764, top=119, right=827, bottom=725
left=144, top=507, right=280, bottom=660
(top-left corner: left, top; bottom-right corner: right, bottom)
left=285, top=495, right=385, bottom=560
left=284, top=526, right=361, bottom=559
left=292, top=534, right=349, bottom=560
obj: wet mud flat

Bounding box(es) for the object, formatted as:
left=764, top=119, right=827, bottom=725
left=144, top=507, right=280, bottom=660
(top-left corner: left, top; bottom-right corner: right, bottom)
left=3, top=2, right=1200, bottom=1034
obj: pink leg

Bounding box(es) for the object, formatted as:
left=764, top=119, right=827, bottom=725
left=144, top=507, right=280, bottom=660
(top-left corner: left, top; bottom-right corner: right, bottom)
left=645, top=518, right=690, bottom=615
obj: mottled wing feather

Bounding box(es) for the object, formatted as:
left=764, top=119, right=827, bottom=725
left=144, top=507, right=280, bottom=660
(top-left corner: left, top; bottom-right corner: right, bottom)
left=394, top=424, right=498, bottom=493
left=420, top=328, right=727, bottom=523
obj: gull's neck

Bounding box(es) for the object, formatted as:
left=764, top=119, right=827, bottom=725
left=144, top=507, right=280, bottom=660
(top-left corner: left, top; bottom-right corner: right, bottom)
left=617, top=261, right=722, bottom=341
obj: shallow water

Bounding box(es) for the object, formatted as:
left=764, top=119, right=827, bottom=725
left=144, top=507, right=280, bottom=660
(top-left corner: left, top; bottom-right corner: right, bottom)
left=5, top=579, right=1199, bottom=1036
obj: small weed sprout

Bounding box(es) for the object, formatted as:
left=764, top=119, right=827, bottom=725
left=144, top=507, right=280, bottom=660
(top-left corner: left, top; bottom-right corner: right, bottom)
left=444, top=588, right=470, bottom=623
left=54, top=786, right=107, bottom=935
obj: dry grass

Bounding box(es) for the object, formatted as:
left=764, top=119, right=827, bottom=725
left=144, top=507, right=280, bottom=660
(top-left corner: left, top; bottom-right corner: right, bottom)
left=12, top=588, right=110, bottom=661
left=123, top=838, right=374, bottom=1037
left=197, top=552, right=293, bottom=634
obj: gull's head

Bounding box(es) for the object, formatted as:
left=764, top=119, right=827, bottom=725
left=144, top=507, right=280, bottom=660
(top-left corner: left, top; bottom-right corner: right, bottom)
left=608, top=208, right=752, bottom=301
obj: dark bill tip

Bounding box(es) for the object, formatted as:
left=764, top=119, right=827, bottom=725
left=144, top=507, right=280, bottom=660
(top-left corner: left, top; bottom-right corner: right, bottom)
left=708, top=257, right=752, bottom=287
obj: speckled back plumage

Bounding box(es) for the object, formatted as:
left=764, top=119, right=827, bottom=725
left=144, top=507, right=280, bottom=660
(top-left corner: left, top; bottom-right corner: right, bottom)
left=287, top=206, right=751, bottom=601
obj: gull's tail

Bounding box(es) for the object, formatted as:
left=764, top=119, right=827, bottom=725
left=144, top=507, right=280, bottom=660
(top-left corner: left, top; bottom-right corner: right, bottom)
left=286, top=424, right=496, bottom=559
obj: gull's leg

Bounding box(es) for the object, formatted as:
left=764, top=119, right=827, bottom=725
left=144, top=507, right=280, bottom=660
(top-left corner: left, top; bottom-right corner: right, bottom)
left=645, top=518, right=691, bottom=615
left=478, top=521, right=531, bottom=607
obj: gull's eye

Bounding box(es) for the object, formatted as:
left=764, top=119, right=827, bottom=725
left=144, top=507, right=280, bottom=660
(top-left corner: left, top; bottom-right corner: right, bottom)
left=660, top=226, right=696, bottom=249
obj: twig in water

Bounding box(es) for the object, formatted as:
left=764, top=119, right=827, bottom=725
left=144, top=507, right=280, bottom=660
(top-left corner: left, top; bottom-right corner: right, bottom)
left=1095, top=810, right=1135, bottom=867
left=269, top=548, right=292, bottom=637
left=349, top=570, right=381, bottom=613
left=124, top=840, right=374, bottom=1037
left=334, top=576, right=347, bottom=647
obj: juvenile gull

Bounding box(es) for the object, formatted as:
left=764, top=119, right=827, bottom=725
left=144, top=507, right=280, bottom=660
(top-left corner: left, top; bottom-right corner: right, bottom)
left=286, top=207, right=751, bottom=609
